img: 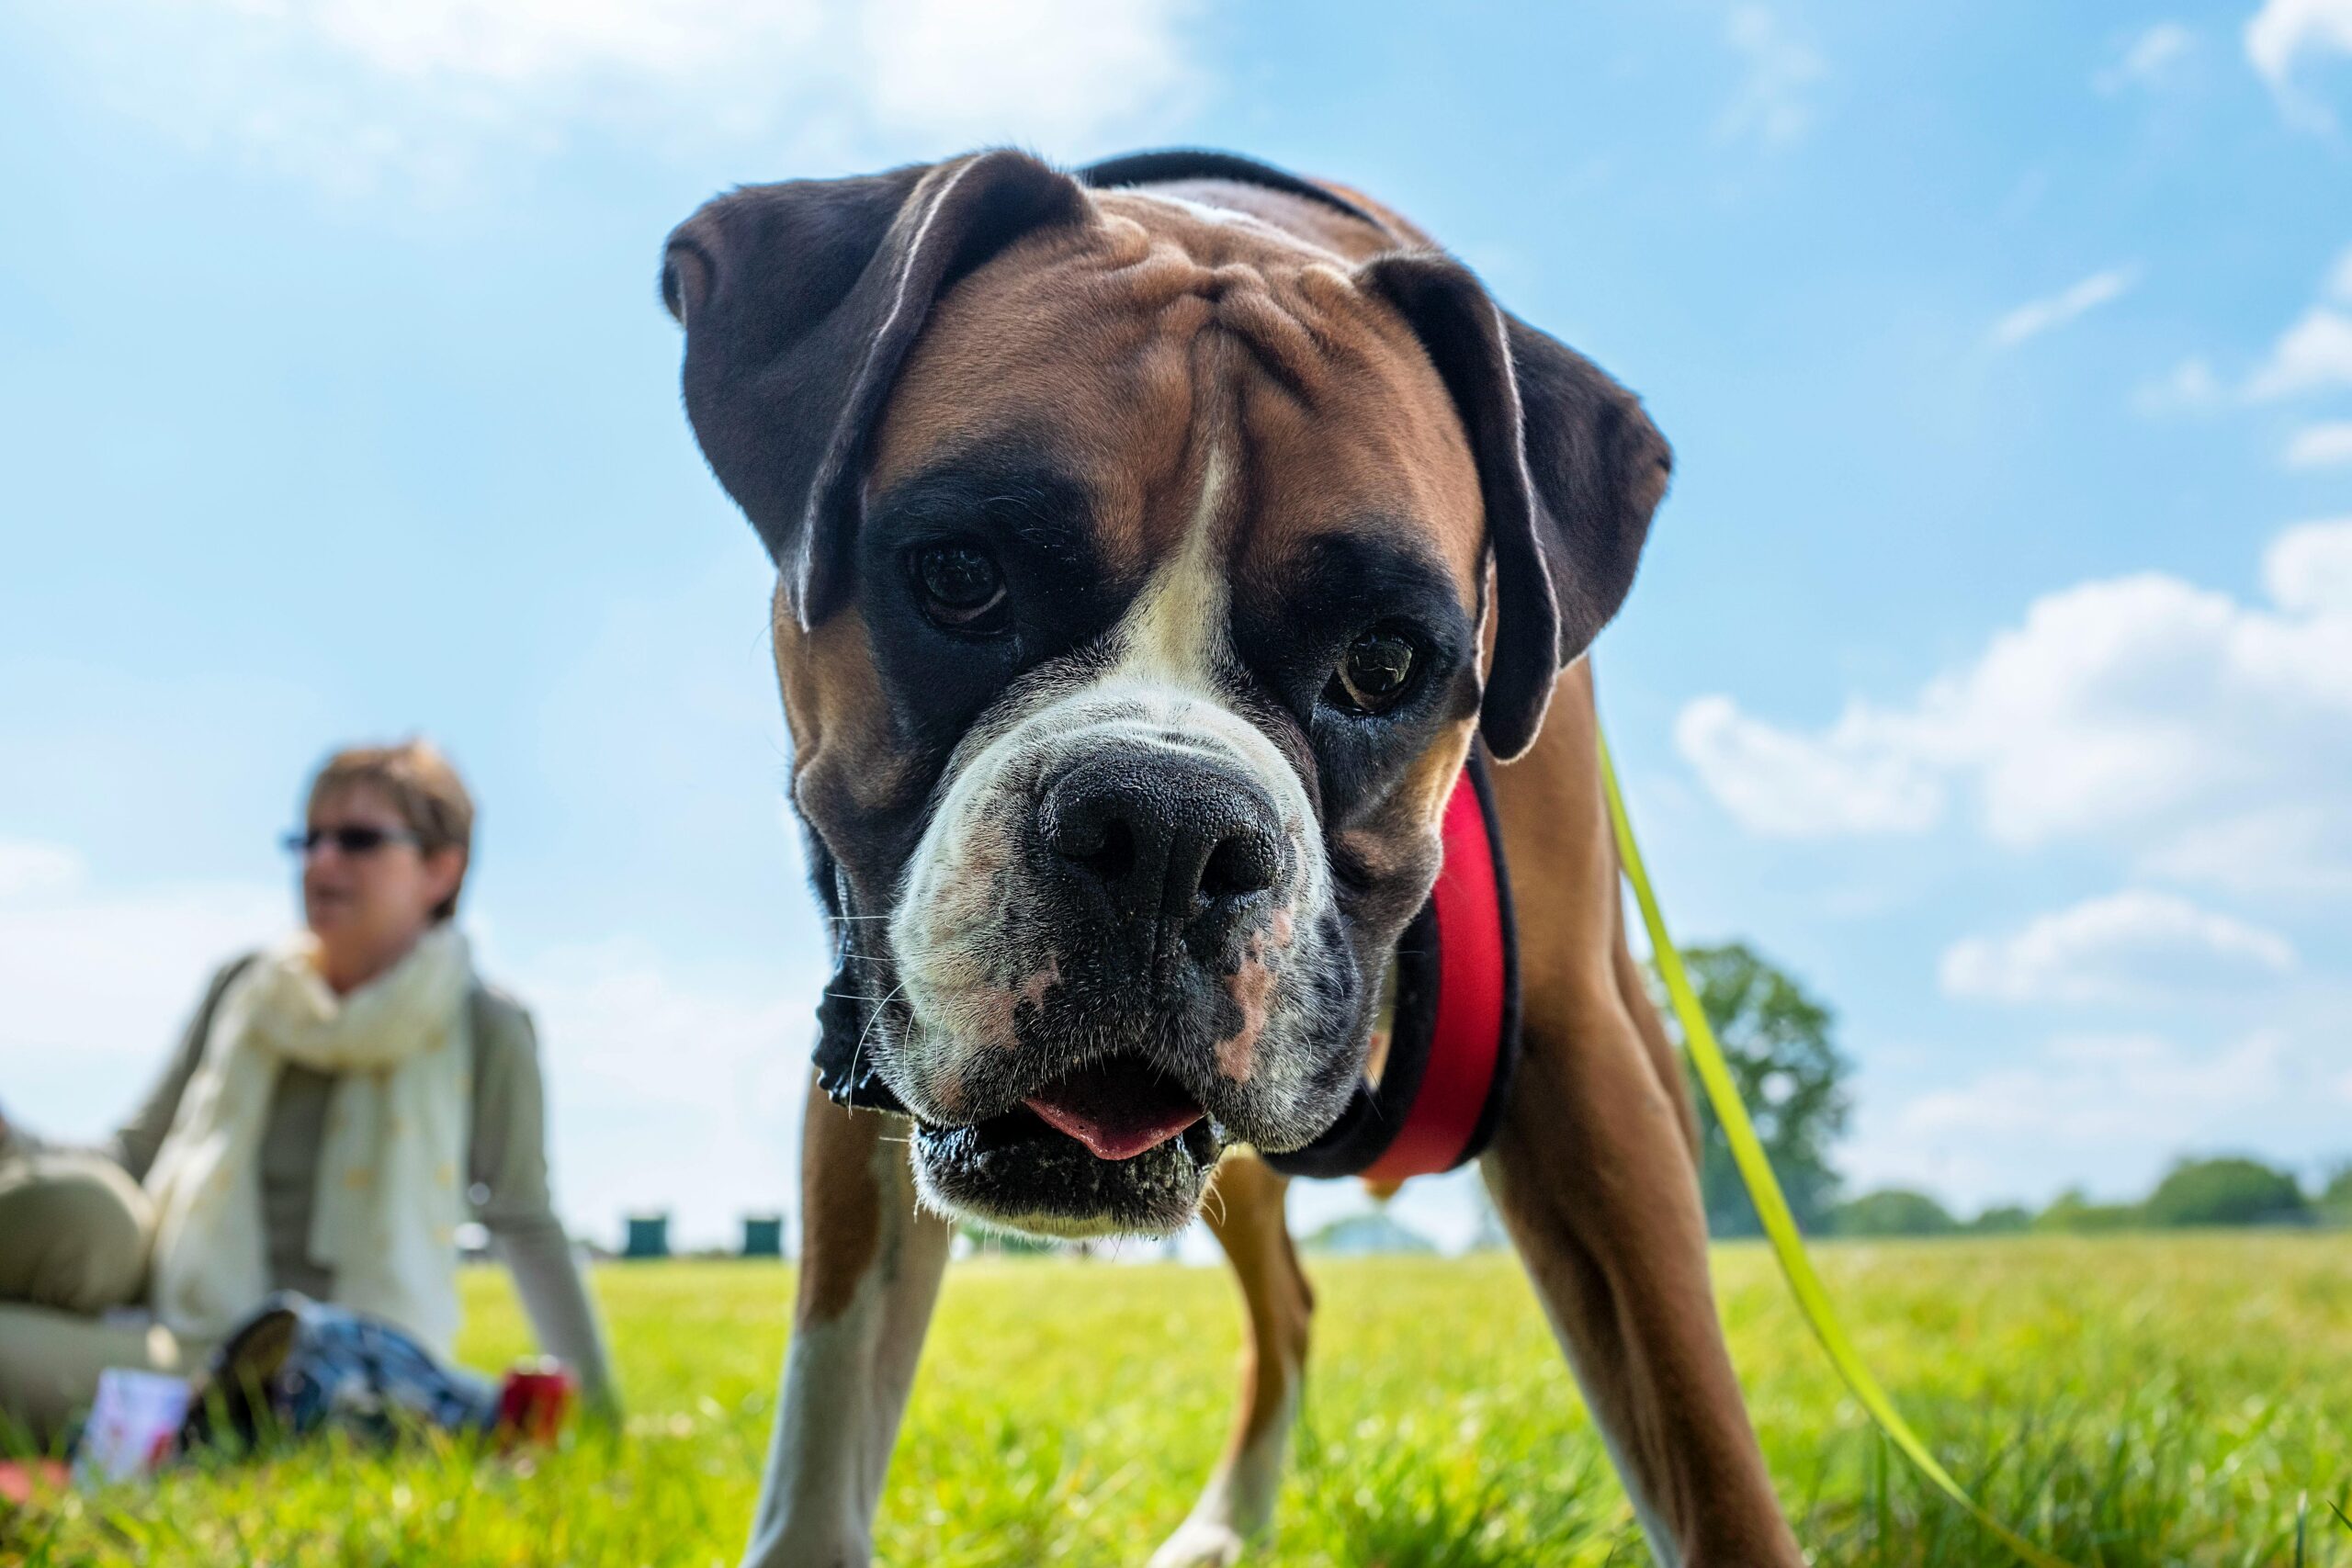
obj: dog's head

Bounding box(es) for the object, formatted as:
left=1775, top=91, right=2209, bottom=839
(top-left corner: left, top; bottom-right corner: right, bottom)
left=664, top=151, right=1668, bottom=1236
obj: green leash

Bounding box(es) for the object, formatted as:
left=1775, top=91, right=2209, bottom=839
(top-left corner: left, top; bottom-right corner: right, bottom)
left=1597, top=728, right=2075, bottom=1568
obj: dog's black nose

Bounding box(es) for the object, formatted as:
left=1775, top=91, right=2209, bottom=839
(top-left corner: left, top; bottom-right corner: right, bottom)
left=1038, top=753, right=1283, bottom=959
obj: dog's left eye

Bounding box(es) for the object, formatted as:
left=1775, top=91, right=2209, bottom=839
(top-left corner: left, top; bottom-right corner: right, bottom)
left=1328, top=627, right=1419, bottom=714
left=910, top=543, right=1009, bottom=631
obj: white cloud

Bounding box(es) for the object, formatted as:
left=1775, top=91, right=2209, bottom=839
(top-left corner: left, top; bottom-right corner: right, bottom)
left=2247, top=0, right=2352, bottom=125
left=0, top=843, right=285, bottom=1138
left=1842, top=1029, right=2346, bottom=1207
left=1674, top=696, right=1943, bottom=837
left=513, top=941, right=820, bottom=1111
left=2096, top=21, right=2196, bottom=94
left=2246, top=306, right=2352, bottom=400
left=248, top=0, right=822, bottom=84
left=0, top=840, right=85, bottom=899
left=2286, top=420, right=2352, bottom=468
left=1939, top=890, right=2296, bottom=1004
left=27, top=0, right=1205, bottom=197
left=508, top=939, right=828, bottom=1248
left=856, top=0, right=1204, bottom=147
left=1905, top=1032, right=2290, bottom=1138
left=1677, top=519, right=2352, bottom=892
left=2161, top=247, right=2352, bottom=406
left=2267, top=510, right=2352, bottom=613
left=2250, top=0, right=2352, bottom=80
left=1991, top=266, right=2140, bottom=349
left=1717, top=6, right=1827, bottom=150
left=2132, top=355, right=2224, bottom=415
left=2139, top=804, right=2352, bottom=893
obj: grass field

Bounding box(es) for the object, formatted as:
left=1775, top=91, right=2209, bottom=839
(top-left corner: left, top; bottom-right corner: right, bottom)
left=5, top=1233, right=2348, bottom=1566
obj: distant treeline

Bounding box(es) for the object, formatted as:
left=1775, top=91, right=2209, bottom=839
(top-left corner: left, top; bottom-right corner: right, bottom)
left=1829, top=1156, right=2352, bottom=1238
left=1652, top=943, right=2346, bottom=1243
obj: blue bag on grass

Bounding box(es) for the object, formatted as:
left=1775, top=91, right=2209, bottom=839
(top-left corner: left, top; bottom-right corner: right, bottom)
left=177, top=1292, right=499, bottom=1451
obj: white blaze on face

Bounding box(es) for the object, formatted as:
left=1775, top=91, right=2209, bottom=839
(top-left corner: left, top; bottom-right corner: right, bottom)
left=1120, top=446, right=1235, bottom=692
left=887, top=443, right=1339, bottom=1119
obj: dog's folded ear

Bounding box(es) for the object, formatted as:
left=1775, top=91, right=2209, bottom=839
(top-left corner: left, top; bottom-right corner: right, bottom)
left=1357, top=254, right=1672, bottom=761
left=662, top=152, right=1090, bottom=628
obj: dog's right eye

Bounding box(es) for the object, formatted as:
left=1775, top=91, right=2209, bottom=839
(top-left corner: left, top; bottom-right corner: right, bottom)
left=910, top=543, right=1010, bottom=632
left=1326, top=626, right=1419, bottom=715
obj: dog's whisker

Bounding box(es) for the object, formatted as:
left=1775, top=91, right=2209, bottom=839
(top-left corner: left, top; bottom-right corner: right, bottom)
left=1201, top=1184, right=1228, bottom=1229
left=846, top=977, right=906, bottom=1101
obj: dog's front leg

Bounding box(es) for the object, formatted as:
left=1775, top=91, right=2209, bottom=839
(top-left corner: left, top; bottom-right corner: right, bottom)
left=1149, top=1153, right=1312, bottom=1568
left=1478, top=684, right=1802, bottom=1568
left=742, top=1079, right=951, bottom=1568
left=1481, top=954, right=1803, bottom=1568
left=1481, top=973, right=1801, bottom=1567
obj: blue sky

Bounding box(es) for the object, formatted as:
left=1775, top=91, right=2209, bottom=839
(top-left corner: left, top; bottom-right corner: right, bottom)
left=3, top=0, right=2348, bottom=1250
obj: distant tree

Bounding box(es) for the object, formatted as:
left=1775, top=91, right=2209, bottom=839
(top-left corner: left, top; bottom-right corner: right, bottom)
left=2033, top=1188, right=2139, bottom=1234
left=1829, top=1189, right=1959, bottom=1237
left=2321, top=1164, right=2352, bottom=1227
left=1303, top=1213, right=1437, bottom=1257
left=1969, top=1204, right=2034, bottom=1235
left=1654, top=943, right=1850, bottom=1238
left=2142, top=1156, right=2311, bottom=1228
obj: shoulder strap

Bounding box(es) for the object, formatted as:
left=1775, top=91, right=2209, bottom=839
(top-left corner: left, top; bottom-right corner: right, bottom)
left=467, top=979, right=495, bottom=1060
left=188, top=952, right=264, bottom=1055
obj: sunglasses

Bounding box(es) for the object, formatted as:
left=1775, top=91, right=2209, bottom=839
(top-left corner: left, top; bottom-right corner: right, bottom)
left=282, top=826, right=421, bottom=857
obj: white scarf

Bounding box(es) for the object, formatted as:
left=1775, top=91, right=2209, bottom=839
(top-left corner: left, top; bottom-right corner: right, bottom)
left=144, top=923, right=473, bottom=1355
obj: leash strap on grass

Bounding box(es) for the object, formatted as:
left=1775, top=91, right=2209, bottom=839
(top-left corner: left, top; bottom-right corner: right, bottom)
left=1596, top=728, right=2076, bottom=1568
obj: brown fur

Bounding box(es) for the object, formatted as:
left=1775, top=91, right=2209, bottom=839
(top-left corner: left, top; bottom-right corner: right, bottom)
left=793, top=1093, right=890, bottom=1325
left=866, top=188, right=1491, bottom=615
left=1496, top=667, right=1786, bottom=1554
left=1201, top=1155, right=1311, bottom=1450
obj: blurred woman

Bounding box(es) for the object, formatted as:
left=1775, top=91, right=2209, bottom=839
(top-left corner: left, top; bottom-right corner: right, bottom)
left=0, top=740, right=612, bottom=1442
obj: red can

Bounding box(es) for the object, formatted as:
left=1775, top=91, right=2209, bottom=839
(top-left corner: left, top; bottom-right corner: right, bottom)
left=495, top=1359, right=575, bottom=1444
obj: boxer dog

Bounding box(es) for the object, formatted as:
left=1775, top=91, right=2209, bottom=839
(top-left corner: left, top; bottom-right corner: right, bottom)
left=662, top=148, right=1800, bottom=1567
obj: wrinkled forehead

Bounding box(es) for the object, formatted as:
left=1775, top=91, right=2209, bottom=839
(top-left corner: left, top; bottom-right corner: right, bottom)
left=864, top=192, right=1489, bottom=602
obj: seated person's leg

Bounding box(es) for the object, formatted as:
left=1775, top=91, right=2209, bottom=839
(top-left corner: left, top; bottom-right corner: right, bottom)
left=0, top=1307, right=192, bottom=1450
left=0, top=1149, right=154, bottom=1315
left=0, top=1146, right=180, bottom=1448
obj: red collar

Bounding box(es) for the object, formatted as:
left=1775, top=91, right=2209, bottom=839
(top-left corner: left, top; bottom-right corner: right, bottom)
left=1268, top=752, right=1521, bottom=1184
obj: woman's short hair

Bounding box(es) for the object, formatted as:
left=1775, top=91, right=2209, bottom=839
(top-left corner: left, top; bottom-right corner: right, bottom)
left=306, top=739, right=476, bottom=921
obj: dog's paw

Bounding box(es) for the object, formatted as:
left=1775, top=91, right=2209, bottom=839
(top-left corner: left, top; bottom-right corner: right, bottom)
left=1145, top=1517, right=1249, bottom=1568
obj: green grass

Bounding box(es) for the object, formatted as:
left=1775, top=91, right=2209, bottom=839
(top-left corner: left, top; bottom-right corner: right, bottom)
left=6, top=1233, right=2348, bottom=1565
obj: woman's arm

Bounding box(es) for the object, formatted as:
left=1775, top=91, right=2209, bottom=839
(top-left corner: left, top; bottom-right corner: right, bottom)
left=468, top=988, right=617, bottom=1408
left=109, top=957, right=254, bottom=1179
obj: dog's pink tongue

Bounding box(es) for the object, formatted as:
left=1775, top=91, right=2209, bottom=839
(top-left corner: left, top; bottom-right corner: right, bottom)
left=1023, top=1062, right=1203, bottom=1162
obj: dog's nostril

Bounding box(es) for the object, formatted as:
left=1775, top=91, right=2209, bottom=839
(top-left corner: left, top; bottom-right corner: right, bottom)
left=1198, top=831, right=1277, bottom=903
left=1065, top=815, right=1136, bottom=886
left=1039, top=754, right=1284, bottom=935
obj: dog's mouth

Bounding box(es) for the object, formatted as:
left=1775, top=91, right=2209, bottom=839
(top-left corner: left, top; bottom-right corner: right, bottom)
left=1020, top=1057, right=1204, bottom=1160
left=908, top=1055, right=1224, bottom=1237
